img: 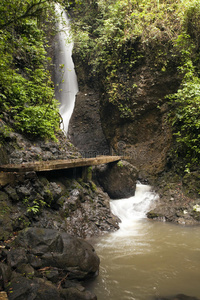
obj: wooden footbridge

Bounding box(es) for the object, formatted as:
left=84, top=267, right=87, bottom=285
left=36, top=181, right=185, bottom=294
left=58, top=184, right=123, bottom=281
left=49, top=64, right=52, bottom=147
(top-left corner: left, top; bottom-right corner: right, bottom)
left=0, top=155, right=122, bottom=186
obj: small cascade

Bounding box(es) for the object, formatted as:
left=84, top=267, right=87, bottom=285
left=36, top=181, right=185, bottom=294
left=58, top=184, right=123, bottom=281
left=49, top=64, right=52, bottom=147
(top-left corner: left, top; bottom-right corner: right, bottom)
left=54, top=5, right=78, bottom=134
left=110, top=183, right=158, bottom=235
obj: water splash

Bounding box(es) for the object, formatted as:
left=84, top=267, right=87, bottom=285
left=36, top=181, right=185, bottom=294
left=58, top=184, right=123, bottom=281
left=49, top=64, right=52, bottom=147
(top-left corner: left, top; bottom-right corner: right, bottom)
left=110, top=183, right=158, bottom=235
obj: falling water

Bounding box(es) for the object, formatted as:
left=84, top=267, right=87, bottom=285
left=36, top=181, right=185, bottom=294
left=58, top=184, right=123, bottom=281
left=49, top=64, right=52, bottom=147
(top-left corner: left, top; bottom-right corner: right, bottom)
left=54, top=5, right=78, bottom=134
left=88, top=184, right=200, bottom=300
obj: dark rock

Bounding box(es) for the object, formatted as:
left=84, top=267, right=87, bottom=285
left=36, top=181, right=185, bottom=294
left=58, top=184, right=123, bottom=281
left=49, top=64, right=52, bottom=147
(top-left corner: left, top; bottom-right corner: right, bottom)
left=147, top=210, right=165, bottom=221
left=68, top=90, right=110, bottom=158
left=0, top=192, right=9, bottom=203
left=4, top=187, right=19, bottom=202
left=1, top=130, right=81, bottom=166
left=0, top=214, right=13, bottom=242
left=99, top=66, right=180, bottom=177
left=6, top=275, right=62, bottom=300
left=95, top=160, right=138, bottom=199
left=0, top=191, right=13, bottom=240
left=45, top=182, right=62, bottom=206
left=7, top=248, right=28, bottom=268
left=41, top=268, right=59, bottom=283
left=63, top=189, right=81, bottom=213
left=0, top=263, right=12, bottom=290
left=63, top=186, right=119, bottom=238
left=182, top=171, right=200, bottom=197
left=60, top=287, right=97, bottom=300
left=13, top=228, right=100, bottom=279
left=16, top=264, right=35, bottom=278
left=12, top=215, right=30, bottom=231
left=24, top=172, right=37, bottom=180
left=16, top=186, right=31, bottom=199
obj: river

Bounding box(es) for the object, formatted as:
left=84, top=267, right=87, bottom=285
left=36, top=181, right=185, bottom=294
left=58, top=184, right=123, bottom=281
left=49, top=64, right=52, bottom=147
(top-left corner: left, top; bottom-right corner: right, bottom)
left=87, top=184, right=200, bottom=300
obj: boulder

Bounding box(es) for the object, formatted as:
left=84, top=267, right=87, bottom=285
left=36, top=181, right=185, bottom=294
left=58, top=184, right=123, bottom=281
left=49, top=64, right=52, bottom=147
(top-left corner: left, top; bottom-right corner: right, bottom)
left=95, top=160, right=138, bottom=199
left=6, top=275, right=62, bottom=300
left=0, top=263, right=12, bottom=290
left=12, top=227, right=100, bottom=279
left=60, top=287, right=97, bottom=300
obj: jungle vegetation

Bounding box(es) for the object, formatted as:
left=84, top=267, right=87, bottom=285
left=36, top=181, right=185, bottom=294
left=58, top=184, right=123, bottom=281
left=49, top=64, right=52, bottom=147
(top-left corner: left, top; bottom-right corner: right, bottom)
left=71, top=0, right=200, bottom=171
left=0, top=0, right=200, bottom=170
left=0, top=0, right=71, bottom=141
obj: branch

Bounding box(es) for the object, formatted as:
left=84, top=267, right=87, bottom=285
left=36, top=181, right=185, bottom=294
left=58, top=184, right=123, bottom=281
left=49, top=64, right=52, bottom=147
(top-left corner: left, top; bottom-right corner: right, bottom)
left=0, top=0, right=52, bottom=29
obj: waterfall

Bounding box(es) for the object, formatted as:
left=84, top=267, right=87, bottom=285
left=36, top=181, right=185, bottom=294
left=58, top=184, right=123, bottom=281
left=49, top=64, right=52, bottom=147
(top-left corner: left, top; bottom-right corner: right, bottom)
left=54, top=5, right=78, bottom=134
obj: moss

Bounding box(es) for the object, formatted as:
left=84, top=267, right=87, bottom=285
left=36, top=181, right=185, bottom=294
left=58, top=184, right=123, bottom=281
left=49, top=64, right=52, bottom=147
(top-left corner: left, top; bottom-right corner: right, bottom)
left=147, top=210, right=164, bottom=219
left=89, top=181, right=97, bottom=192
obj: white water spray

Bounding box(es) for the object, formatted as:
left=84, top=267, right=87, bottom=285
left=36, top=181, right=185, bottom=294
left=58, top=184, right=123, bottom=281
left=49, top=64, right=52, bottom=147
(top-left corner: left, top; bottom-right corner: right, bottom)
left=54, top=5, right=78, bottom=134
left=109, top=183, right=158, bottom=239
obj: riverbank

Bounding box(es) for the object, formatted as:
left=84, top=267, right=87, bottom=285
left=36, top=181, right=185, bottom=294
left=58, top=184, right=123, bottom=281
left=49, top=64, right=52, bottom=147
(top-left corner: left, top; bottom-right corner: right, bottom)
left=147, top=171, right=200, bottom=226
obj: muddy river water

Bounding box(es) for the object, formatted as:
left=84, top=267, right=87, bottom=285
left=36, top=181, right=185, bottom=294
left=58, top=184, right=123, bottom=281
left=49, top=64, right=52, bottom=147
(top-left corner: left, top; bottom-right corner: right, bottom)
left=87, top=184, right=200, bottom=300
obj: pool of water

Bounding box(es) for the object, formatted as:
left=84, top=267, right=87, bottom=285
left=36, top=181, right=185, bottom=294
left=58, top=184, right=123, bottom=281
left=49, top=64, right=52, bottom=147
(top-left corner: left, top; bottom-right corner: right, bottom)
left=87, top=185, right=200, bottom=300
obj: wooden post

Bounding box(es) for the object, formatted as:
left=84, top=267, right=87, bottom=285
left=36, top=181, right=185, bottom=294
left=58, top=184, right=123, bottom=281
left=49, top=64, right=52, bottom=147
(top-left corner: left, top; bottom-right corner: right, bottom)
left=81, top=166, right=92, bottom=182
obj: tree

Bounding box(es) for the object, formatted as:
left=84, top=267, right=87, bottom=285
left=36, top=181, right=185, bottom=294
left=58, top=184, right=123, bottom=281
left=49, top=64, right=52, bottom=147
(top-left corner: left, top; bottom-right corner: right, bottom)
left=0, top=0, right=67, bottom=29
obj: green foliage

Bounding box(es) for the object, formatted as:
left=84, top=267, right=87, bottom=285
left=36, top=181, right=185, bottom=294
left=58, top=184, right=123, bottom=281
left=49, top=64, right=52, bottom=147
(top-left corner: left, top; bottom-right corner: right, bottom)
left=72, top=0, right=200, bottom=170
left=14, top=103, right=60, bottom=141
left=0, top=1, right=66, bottom=140
left=183, top=0, right=200, bottom=51
left=71, top=0, right=182, bottom=118
left=167, top=1, right=200, bottom=171
left=117, top=161, right=124, bottom=167
left=26, top=199, right=46, bottom=215
left=168, top=76, right=200, bottom=168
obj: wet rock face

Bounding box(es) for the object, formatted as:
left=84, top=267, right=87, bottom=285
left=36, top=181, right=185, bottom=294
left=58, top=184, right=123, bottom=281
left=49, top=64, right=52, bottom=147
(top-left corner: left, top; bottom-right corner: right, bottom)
left=68, top=90, right=110, bottom=158
left=12, top=227, right=100, bottom=279
left=95, top=160, right=138, bottom=199
left=147, top=174, right=200, bottom=225
left=100, top=66, right=180, bottom=178
left=0, top=172, right=119, bottom=241
left=0, top=128, right=81, bottom=165
left=1, top=228, right=99, bottom=300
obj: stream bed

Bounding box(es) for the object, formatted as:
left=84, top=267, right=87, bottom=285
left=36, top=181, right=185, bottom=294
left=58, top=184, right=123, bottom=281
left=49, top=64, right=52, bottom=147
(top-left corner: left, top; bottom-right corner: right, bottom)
left=87, top=184, right=200, bottom=300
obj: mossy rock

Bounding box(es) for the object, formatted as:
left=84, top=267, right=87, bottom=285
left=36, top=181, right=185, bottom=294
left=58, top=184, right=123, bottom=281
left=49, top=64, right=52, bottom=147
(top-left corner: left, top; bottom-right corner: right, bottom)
left=0, top=215, right=13, bottom=241
left=183, top=171, right=200, bottom=197
left=147, top=210, right=164, bottom=220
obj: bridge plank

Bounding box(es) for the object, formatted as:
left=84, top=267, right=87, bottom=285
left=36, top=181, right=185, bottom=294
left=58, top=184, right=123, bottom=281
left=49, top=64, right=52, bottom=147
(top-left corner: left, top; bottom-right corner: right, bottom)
left=0, top=156, right=122, bottom=173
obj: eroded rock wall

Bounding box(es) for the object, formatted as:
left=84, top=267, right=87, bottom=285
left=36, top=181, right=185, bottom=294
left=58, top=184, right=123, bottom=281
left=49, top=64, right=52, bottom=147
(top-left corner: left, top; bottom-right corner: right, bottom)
left=100, top=66, right=180, bottom=178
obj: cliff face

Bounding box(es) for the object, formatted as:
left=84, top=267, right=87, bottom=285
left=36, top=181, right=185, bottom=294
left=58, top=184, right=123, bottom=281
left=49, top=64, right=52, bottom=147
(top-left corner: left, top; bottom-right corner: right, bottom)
left=71, top=47, right=200, bottom=225
left=69, top=0, right=200, bottom=225
left=71, top=45, right=181, bottom=178
left=100, top=65, right=180, bottom=177
left=68, top=89, right=110, bottom=158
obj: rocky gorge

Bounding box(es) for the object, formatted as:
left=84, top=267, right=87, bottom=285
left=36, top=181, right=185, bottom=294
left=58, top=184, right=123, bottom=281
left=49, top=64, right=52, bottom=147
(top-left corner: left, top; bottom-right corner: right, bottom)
left=69, top=53, right=200, bottom=227
left=0, top=118, right=140, bottom=299
left=1, top=0, right=200, bottom=299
